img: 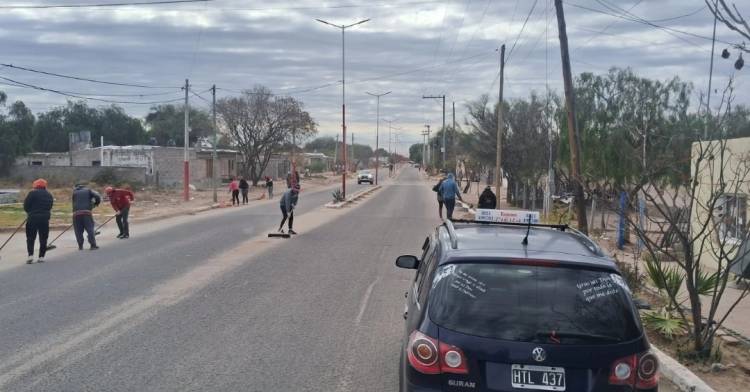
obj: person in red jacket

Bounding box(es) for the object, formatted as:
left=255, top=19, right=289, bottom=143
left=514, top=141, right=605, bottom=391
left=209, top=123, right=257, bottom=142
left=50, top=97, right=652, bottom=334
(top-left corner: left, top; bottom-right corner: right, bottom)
left=105, top=186, right=135, bottom=239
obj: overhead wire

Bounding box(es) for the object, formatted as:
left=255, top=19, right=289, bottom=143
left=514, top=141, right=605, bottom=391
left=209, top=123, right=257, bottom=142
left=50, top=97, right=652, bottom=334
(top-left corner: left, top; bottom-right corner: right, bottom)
left=571, top=0, right=644, bottom=54
left=0, top=75, right=184, bottom=105
left=505, top=0, right=540, bottom=64
left=0, top=63, right=181, bottom=89
left=566, top=1, right=734, bottom=47
left=0, top=0, right=212, bottom=9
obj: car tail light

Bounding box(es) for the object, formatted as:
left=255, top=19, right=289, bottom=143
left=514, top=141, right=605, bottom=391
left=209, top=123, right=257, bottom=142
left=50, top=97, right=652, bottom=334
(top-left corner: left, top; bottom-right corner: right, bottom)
left=407, top=331, right=470, bottom=375
left=439, top=342, right=469, bottom=374
left=608, top=352, right=659, bottom=388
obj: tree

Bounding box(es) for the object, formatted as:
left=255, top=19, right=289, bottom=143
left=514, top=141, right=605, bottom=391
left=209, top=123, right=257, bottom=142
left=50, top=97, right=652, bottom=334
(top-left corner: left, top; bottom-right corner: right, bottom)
left=31, top=101, right=146, bottom=151
left=217, top=86, right=316, bottom=185
left=304, top=136, right=337, bottom=156
left=0, top=92, right=35, bottom=174
left=145, top=104, right=213, bottom=147
left=706, top=0, right=750, bottom=53
left=409, top=143, right=424, bottom=164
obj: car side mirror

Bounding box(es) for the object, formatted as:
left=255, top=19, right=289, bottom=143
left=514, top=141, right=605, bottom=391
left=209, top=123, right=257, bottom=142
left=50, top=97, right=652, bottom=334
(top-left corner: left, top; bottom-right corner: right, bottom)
left=396, top=255, right=419, bottom=269
left=633, top=298, right=651, bottom=310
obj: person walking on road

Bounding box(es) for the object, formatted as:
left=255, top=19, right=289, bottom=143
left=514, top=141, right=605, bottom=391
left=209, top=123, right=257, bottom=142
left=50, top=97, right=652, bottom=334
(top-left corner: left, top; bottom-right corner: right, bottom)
left=432, top=176, right=446, bottom=219
left=265, top=176, right=274, bottom=199
left=278, top=184, right=300, bottom=235
left=229, top=177, right=240, bottom=206
left=478, top=186, right=497, bottom=209
left=72, top=183, right=101, bottom=250
left=439, top=173, right=463, bottom=220
left=106, top=186, right=134, bottom=239
left=23, top=178, right=53, bottom=264
left=239, top=177, right=250, bottom=204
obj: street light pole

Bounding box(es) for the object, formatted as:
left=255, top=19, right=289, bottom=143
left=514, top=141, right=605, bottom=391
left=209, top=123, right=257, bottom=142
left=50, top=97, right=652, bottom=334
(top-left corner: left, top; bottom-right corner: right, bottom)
left=316, top=17, right=370, bottom=198
left=366, top=91, right=391, bottom=185
left=211, top=84, right=217, bottom=203
left=423, top=94, right=446, bottom=169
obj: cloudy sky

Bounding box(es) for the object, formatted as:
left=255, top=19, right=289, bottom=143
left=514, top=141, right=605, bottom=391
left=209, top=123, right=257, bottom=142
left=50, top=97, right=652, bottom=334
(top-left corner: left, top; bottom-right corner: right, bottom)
left=0, top=0, right=746, bottom=151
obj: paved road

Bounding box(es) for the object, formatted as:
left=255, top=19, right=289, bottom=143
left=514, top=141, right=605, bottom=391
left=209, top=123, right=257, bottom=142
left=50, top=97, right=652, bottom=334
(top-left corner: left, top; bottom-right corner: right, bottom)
left=0, top=167, right=679, bottom=391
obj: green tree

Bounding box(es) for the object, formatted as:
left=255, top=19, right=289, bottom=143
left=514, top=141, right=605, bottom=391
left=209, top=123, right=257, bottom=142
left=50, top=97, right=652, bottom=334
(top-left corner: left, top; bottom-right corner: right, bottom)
left=304, top=136, right=337, bottom=156
left=145, top=104, right=213, bottom=147
left=31, top=101, right=146, bottom=151
left=0, top=92, right=35, bottom=174
left=409, top=143, right=424, bottom=163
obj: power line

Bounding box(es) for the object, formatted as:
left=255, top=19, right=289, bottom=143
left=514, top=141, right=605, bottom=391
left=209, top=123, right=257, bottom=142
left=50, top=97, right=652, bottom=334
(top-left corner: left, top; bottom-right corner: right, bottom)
left=593, top=0, right=700, bottom=47
left=0, top=75, right=184, bottom=105
left=566, top=1, right=735, bottom=47
left=571, top=0, right=644, bottom=53
left=506, top=0, right=540, bottom=64
left=0, top=0, right=212, bottom=9
left=0, top=63, right=181, bottom=89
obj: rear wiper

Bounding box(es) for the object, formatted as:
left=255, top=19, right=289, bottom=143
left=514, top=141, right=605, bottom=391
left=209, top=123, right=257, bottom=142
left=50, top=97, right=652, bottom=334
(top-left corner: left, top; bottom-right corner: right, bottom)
left=535, top=331, right=621, bottom=343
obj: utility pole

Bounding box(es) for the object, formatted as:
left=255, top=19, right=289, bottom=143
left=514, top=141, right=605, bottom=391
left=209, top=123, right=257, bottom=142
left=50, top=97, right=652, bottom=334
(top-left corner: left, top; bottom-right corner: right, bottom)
left=333, top=134, right=339, bottom=172
left=555, top=0, right=588, bottom=234
left=424, top=125, right=431, bottom=169
left=351, top=133, right=354, bottom=171
left=421, top=130, right=428, bottom=168
left=183, top=78, right=190, bottom=202
left=452, top=101, right=456, bottom=172
left=211, top=84, right=217, bottom=203
left=495, top=45, right=505, bottom=202
left=366, top=91, right=391, bottom=185
left=423, top=95, right=446, bottom=169
left=705, top=0, right=719, bottom=140
left=316, top=18, right=370, bottom=199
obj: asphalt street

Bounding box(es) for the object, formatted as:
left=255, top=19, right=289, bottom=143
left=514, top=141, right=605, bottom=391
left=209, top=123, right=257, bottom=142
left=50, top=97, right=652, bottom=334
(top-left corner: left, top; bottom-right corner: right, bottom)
left=0, top=167, right=678, bottom=391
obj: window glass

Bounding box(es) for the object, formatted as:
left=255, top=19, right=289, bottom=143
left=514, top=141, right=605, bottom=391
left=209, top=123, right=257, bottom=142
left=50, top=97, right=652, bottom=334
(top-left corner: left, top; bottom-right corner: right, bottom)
left=717, top=194, right=747, bottom=243
left=429, top=263, right=641, bottom=345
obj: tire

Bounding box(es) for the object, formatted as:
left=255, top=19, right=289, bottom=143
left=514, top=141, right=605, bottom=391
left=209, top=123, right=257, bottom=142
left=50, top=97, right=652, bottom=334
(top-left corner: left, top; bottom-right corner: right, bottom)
left=358, top=181, right=362, bottom=184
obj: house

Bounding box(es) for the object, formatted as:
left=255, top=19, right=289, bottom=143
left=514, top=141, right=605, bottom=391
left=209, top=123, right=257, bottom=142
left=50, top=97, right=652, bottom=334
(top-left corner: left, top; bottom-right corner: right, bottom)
left=690, top=137, right=750, bottom=274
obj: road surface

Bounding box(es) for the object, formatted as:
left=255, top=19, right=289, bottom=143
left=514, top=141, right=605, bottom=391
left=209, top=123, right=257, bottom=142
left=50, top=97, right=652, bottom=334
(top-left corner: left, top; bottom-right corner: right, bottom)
left=0, top=167, right=678, bottom=391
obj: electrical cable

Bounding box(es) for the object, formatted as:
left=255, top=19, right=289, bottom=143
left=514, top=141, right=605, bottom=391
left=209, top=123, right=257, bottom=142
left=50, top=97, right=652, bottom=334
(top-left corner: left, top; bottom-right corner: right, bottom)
left=566, top=1, right=734, bottom=47
left=0, top=75, right=184, bottom=105
left=0, top=63, right=181, bottom=89
left=0, top=0, right=212, bottom=9
left=506, top=0, right=540, bottom=64
left=571, top=0, right=644, bottom=54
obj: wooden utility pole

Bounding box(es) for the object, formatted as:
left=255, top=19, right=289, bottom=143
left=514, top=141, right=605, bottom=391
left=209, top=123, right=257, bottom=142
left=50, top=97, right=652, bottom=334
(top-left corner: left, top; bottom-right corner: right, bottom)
left=211, top=85, right=217, bottom=203
left=555, top=0, right=588, bottom=234
left=494, top=44, right=505, bottom=205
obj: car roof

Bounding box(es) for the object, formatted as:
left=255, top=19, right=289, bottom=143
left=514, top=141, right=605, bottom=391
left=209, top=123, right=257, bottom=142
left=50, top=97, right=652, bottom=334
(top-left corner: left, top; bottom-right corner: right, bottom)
left=435, top=221, right=617, bottom=271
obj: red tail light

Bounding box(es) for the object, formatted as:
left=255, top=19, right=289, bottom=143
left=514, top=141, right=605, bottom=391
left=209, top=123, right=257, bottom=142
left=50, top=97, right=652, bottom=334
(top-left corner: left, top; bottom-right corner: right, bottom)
left=407, top=331, right=470, bottom=375
left=609, top=352, right=659, bottom=388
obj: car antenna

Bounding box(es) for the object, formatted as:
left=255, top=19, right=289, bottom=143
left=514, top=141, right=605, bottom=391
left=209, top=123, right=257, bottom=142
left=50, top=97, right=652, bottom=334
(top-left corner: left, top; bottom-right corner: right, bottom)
left=522, top=215, right=532, bottom=246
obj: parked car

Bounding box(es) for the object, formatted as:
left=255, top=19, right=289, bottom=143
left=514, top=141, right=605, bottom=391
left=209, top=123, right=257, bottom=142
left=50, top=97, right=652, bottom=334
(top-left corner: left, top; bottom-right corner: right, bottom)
left=358, top=170, right=374, bottom=184
left=396, top=220, right=658, bottom=392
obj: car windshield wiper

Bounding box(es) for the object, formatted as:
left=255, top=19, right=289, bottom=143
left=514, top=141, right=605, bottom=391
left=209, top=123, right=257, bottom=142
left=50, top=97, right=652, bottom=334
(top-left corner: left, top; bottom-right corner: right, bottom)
left=535, top=331, right=621, bottom=343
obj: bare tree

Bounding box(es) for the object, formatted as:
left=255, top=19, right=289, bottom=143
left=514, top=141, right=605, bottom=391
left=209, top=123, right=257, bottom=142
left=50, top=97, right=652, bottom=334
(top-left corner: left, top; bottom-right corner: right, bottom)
left=217, top=86, right=316, bottom=185
left=629, top=80, right=750, bottom=355
left=706, top=0, right=750, bottom=52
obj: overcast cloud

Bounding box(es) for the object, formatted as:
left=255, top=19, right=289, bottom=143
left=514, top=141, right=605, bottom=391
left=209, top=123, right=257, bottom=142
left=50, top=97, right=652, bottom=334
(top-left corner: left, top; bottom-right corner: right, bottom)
left=0, top=0, right=746, bottom=150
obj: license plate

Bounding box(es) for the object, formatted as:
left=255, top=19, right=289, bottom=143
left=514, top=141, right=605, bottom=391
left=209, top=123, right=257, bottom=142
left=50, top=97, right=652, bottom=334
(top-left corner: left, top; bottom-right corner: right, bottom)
left=511, top=364, right=566, bottom=391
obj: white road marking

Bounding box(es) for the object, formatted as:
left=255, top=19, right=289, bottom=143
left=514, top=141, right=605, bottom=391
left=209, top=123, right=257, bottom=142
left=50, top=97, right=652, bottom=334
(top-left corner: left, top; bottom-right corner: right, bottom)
left=355, top=277, right=380, bottom=325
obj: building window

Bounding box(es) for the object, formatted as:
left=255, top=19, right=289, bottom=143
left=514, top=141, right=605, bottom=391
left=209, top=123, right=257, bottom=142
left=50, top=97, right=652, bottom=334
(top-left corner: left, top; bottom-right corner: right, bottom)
left=92, top=160, right=101, bottom=166
left=206, top=159, right=214, bottom=178
left=717, top=194, right=747, bottom=244
left=31, top=161, right=43, bottom=166
left=228, top=160, right=234, bottom=175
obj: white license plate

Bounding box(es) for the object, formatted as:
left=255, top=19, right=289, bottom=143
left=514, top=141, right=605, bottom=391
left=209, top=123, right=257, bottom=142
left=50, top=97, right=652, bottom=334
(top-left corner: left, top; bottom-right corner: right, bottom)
left=511, top=364, right=566, bottom=391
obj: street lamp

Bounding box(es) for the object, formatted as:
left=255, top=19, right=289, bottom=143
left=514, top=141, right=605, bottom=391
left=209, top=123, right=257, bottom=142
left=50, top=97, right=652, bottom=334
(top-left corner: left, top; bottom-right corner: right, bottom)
left=366, top=90, right=391, bottom=185
left=316, top=17, right=370, bottom=198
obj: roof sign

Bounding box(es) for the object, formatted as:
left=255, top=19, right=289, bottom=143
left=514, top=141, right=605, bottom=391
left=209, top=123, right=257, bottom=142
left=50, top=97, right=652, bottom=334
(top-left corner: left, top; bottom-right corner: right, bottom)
left=475, top=209, right=540, bottom=224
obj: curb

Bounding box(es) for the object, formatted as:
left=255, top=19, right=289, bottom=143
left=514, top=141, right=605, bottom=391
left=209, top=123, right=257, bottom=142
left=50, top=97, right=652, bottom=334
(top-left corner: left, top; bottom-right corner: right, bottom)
left=652, top=346, right=715, bottom=392
left=325, top=185, right=382, bottom=209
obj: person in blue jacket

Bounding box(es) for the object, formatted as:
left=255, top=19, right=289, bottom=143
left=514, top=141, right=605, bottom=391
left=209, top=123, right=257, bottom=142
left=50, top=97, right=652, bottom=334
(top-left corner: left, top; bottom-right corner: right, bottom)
left=439, top=173, right=464, bottom=220
left=278, top=184, right=300, bottom=235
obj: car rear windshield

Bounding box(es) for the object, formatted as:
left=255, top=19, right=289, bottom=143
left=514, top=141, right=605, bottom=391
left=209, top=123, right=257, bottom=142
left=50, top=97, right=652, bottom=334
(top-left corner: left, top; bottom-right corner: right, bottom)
left=428, top=263, right=642, bottom=345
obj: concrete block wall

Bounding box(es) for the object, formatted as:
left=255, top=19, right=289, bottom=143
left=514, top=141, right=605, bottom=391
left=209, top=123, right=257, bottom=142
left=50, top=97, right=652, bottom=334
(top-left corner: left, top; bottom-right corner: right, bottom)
left=7, top=166, right=147, bottom=186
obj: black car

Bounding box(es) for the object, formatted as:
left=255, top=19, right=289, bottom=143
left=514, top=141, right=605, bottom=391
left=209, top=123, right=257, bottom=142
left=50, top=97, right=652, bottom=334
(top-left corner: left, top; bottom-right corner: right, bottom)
left=396, top=220, right=658, bottom=392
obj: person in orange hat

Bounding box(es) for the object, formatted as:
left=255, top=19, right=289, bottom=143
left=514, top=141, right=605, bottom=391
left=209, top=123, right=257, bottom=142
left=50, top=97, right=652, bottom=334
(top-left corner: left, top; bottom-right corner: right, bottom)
left=23, top=179, right=53, bottom=264
left=105, top=186, right=134, bottom=239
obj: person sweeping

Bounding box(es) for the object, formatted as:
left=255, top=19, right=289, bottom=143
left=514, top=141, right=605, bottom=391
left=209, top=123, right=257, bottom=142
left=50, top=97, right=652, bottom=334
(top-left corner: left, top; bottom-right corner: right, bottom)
left=278, top=184, right=300, bottom=235
left=23, top=178, right=53, bottom=264
left=105, top=186, right=135, bottom=239
left=72, top=183, right=101, bottom=250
